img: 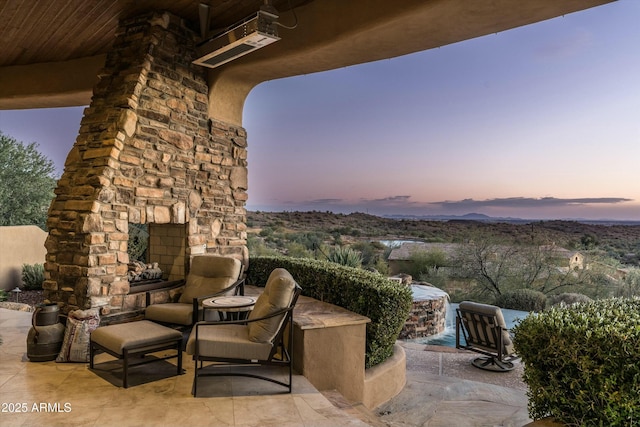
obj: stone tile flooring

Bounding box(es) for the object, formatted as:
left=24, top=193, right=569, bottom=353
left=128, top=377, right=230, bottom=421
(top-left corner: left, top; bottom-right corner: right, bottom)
left=1, top=308, right=369, bottom=427
left=1, top=308, right=533, bottom=426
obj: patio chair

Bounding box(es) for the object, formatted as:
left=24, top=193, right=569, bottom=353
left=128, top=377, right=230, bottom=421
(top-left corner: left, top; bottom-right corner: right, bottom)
left=145, top=255, right=244, bottom=327
left=455, top=301, right=518, bottom=372
left=186, top=268, right=301, bottom=396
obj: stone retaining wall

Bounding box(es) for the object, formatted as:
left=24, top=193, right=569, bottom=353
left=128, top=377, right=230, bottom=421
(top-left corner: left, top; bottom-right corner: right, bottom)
left=399, top=294, right=448, bottom=339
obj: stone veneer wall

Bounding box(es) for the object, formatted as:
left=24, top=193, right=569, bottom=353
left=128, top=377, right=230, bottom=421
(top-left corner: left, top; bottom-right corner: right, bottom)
left=44, top=12, right=248, bottom=315
left=399, top=295, right=448, bottom=340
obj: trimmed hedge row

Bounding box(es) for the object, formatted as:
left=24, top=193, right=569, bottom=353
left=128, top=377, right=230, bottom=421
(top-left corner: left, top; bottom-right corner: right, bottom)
left=247, top=256, right=413, bottom=368
left=512, top=297, right=640, bottom=426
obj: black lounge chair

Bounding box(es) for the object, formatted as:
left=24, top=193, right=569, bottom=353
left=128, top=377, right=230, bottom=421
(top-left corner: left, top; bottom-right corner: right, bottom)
left=455, top=301, right=519, bottom=372
left=186, top=268, right=301, bottom=396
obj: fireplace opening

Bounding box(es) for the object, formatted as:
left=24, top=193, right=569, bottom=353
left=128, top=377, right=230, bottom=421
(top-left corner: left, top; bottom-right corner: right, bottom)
left=127, top=223, right=187, bottom=286
left=128, top=223, right=148, bottom=263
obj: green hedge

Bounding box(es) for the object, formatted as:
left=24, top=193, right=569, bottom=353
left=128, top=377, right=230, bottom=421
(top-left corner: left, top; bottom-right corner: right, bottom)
left=547, top=292, right=592, bottom=307
left=512, top=297, right=640, bottom=426
left=247, top=256, right=413, bottom=368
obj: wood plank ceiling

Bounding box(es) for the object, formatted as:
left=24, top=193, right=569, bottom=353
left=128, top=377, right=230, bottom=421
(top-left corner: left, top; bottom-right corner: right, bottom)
left=0, top=0, right=308, bottom=67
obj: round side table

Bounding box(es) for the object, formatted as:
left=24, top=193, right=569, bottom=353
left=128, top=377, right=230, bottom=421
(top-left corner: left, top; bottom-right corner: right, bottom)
left=202, top=295, right=256, bottom=321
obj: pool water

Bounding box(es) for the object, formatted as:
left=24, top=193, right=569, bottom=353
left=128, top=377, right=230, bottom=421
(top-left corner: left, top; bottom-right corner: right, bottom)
left=412, top=303, right=529, bottom=348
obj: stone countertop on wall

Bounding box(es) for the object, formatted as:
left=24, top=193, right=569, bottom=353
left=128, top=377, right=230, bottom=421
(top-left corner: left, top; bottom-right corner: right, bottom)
left=244, top=285, right=370, bottom=330
left=293, top=296, right=370, bottom=330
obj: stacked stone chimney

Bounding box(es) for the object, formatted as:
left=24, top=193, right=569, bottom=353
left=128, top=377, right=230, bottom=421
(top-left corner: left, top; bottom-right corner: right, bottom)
left=44, top=12, right=247, bottom=315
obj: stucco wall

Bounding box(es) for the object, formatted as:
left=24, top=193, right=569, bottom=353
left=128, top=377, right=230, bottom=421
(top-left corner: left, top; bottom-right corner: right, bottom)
left=0, top=226, right=47, bottom=291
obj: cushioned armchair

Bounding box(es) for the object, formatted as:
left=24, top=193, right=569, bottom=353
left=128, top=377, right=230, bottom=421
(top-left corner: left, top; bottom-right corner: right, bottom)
left=455, top=301, right=518, bottom=372
left=186, top=268, right=301, bottom=396
left=145, top=255, right=244, bottom=327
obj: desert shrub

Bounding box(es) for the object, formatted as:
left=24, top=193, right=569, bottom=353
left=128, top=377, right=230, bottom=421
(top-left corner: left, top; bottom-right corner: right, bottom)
left=327, top=246, right=363, bottom=268
left=547, top=292, right=592, bottom=307
left=512, top=297, right=640, bottom=426
left=22, top=263, right=44, bottom=290
left=372, top=258, right=389, bottom=275
left=615, top=268, right=640, bottom=298
left=495, top=289, right=546, bottom=311
left=247, top=235, right=280, bottom=256
left=351, top=241, right=384, bottom=270
left=285, top=242, right=313, bottom=258
left=247, top=256, right=413, bottom=368
left=408, top=249, right=448, bottom=280
left=0, top=289, right=8, bottom=302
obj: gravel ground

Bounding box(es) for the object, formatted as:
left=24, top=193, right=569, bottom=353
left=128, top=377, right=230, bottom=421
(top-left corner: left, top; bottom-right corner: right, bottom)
left=4, top=289, right=44, bottom=307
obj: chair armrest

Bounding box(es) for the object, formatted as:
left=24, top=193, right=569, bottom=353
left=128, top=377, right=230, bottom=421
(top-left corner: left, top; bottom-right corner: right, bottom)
left=193, top=285, right=301, bottom=352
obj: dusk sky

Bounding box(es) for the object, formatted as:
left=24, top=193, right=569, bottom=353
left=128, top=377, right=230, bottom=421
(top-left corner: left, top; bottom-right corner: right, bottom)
left=1, top=1, right=639, bottom=221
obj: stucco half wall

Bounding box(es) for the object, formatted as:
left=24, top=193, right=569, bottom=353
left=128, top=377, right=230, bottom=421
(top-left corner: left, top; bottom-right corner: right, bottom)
left=0, top=226, right=47, bottom=291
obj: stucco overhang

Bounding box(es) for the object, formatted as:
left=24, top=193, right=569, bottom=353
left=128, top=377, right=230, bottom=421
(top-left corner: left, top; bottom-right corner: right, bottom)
left=0, top=0, right=615, bottom=124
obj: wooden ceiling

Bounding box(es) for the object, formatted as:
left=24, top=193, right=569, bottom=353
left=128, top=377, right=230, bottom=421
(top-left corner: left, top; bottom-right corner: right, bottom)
left=0, top=0, right=308, bottom=67
left=0, top=0, right=615, bottom=113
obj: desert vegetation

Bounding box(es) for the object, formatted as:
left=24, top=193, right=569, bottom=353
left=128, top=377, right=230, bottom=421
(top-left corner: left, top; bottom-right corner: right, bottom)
left=247, top=211, right=640, bottom=306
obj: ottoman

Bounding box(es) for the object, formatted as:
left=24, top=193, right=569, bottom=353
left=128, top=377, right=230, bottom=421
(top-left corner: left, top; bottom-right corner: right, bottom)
left=90, top=320, right=183, bottom=388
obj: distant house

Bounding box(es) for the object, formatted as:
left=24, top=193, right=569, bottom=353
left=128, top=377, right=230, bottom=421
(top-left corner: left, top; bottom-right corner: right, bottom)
left=539, top=245, right=585, bottom=270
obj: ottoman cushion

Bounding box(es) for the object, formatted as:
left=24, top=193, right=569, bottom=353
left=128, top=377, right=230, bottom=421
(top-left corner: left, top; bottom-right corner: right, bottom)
left=91, top=320, right=182, bottom=354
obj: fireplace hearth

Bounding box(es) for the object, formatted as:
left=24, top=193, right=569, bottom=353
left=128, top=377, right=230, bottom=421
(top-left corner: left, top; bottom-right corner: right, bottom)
left=127, top=261, right=163, bottom=283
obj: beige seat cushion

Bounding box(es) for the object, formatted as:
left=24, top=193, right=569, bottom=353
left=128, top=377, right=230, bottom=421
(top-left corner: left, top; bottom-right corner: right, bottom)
left=186, top=324, right=273, bottom=360
left=179, top=256, right=242, bottom=304
left=145, top=303, right=193, bottom=326
left=459, top=301, right=514, bottom=355
left=247, top=268, right=296, bottom=343
left=91, top=320, right=182, bottom=355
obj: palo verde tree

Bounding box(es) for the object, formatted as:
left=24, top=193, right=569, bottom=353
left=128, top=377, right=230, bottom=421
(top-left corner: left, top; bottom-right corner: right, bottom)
left=452, top=237, right=520, bottom=298
left=0, top=132, right=57, bottom=230
left=452, top=235, right=613, bottom=300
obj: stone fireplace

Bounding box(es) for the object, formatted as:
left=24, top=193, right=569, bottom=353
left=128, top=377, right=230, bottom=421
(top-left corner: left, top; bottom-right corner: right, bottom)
left=44, top=12, right=248, bottom=315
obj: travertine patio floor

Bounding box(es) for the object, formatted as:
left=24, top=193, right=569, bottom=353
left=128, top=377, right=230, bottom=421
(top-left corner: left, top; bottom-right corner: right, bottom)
left=1, top=308, right=533, bottom=426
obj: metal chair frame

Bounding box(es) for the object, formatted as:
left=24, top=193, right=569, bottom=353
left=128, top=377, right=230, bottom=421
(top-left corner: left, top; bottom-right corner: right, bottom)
left=455, top=305, right=518, bottom=372
left=191, top=284, right=301, bottom=396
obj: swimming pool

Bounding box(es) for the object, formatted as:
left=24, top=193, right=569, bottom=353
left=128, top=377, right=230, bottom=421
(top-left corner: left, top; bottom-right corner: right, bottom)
left=411, top=303, right=529, bottom=348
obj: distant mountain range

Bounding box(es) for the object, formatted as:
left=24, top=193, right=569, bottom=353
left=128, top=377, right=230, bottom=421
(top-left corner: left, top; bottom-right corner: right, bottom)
left=383, top=213, right=640, bottom=226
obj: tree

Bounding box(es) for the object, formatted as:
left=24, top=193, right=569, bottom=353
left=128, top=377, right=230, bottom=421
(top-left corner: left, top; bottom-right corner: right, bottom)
left=615, top=267, right=640, bottom=298
left=452, top=238, right=520, bottom=297
left=452, top=235, right=611, bottom=299
left=0, top=132, right=57, bottom=229
left=580, top=233, right=599, bottom=250
left=408, top=249, right=448, bottom=280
